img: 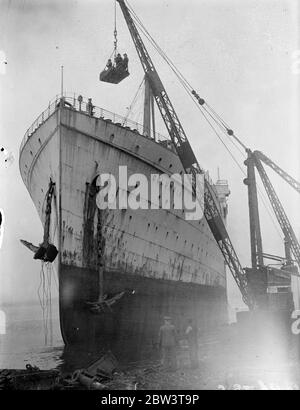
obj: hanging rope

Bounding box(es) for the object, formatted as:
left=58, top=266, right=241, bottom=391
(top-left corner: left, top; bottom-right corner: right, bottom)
left=37, top=183, right=58, bottom=346
left=126, top=0, right=246, bottom=148
left=46, top=263, right=53, bottom=346
left=38, top=262, right=54, bottom=346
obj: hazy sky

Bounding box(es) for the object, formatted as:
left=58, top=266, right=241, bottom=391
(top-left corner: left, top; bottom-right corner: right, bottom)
left=0, top=0, right=299, bottom=308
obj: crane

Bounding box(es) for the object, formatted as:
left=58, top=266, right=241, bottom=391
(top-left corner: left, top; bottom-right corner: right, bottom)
left=254, top=150, right=300, bottom=195
left=241, top=148, right=300, bottom=309
left=116, top=0, right=255, bottom=309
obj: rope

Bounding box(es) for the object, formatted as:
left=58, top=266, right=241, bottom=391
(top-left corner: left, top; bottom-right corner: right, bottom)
left=122, top=77, right=145, bottom=124
left=126, top=0, right=249, bottom=150
left=46, top=263, right=53, bottom=346
left=38, top=262, right=54, bottom=346
left=38, top=263, right=48, bottom=345
left=187, top=89, right=282, bottom=238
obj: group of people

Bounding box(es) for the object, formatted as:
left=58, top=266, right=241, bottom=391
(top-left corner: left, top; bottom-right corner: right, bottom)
left=158, top=316, right=199, bottom=372
left=106, top=53, right=129, bottom=71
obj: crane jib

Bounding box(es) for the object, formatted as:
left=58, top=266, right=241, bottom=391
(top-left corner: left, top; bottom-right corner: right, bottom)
left=254, top=150, right=300, bottom=195
left=205, top=214, right=229, bottom=242
left=253, top=153, right=300, bottom=271
left=176, top=141, right=197, bottom=169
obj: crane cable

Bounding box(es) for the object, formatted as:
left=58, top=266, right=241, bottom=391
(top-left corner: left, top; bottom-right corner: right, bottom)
left=125, top=0, right=283, bottom=239
left=113, top=0, right=118, bottom=59
left=126, top=0, right=247, bottom=149
left=163, top=55, right=283, bottom=238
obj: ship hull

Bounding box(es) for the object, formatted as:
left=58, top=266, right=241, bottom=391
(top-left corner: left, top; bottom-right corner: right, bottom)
left=59, top=264, right=226, bottom=359
left=19, top=99, right=228, bottom=353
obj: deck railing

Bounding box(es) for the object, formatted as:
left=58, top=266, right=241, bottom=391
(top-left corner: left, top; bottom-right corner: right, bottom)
left=19, top=93, right=168, bottom=155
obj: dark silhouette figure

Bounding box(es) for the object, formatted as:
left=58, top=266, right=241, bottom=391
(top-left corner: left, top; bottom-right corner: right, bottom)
left=123, top=53, right=129, bottom=71
left=185, top=319, right=199, bottom=369
left=158, top=316, right=178, bottom=371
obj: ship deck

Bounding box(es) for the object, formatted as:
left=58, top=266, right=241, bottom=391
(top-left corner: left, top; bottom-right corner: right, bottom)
left=19, top=93, right=217, bottom=187
left=20, top=94, right=171, bottom=156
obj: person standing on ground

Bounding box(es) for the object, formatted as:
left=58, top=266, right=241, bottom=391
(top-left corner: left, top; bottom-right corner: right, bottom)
left=158, top=316, right=178, bottom=371
left=185, top=318, right=199, bottom=369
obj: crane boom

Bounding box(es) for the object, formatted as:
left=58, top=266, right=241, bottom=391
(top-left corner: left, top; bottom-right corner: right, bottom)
left=253, top=152, right=300, bottom=271
left=254, top=150, right=300, bottom=194
left=117, top=0, right=255, bottom=309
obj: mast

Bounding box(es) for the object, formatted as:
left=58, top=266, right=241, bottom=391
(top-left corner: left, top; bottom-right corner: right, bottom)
left=244, top=150, right=264, bottom=269
left=143, top=75, right=152, bottom=138
left=143, top=75, right=156, bottom=140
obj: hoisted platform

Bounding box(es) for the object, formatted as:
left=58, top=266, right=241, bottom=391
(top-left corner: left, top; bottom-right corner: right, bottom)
left=99, top=66, right=129, bottom=84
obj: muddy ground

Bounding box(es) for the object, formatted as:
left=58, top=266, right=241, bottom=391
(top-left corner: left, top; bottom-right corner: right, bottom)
left=109, top=324, right=300, bottom=390
left=1, top=323, right=300, bottom=390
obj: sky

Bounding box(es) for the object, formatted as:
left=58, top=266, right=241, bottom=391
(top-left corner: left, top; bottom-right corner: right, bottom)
left=0, top=0, right=299, bottom=309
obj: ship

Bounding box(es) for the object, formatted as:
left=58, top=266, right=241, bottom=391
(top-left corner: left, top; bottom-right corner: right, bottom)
left=19, top=3, right=231, bottom=358
left=19, top=94, right=229, bottom=356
